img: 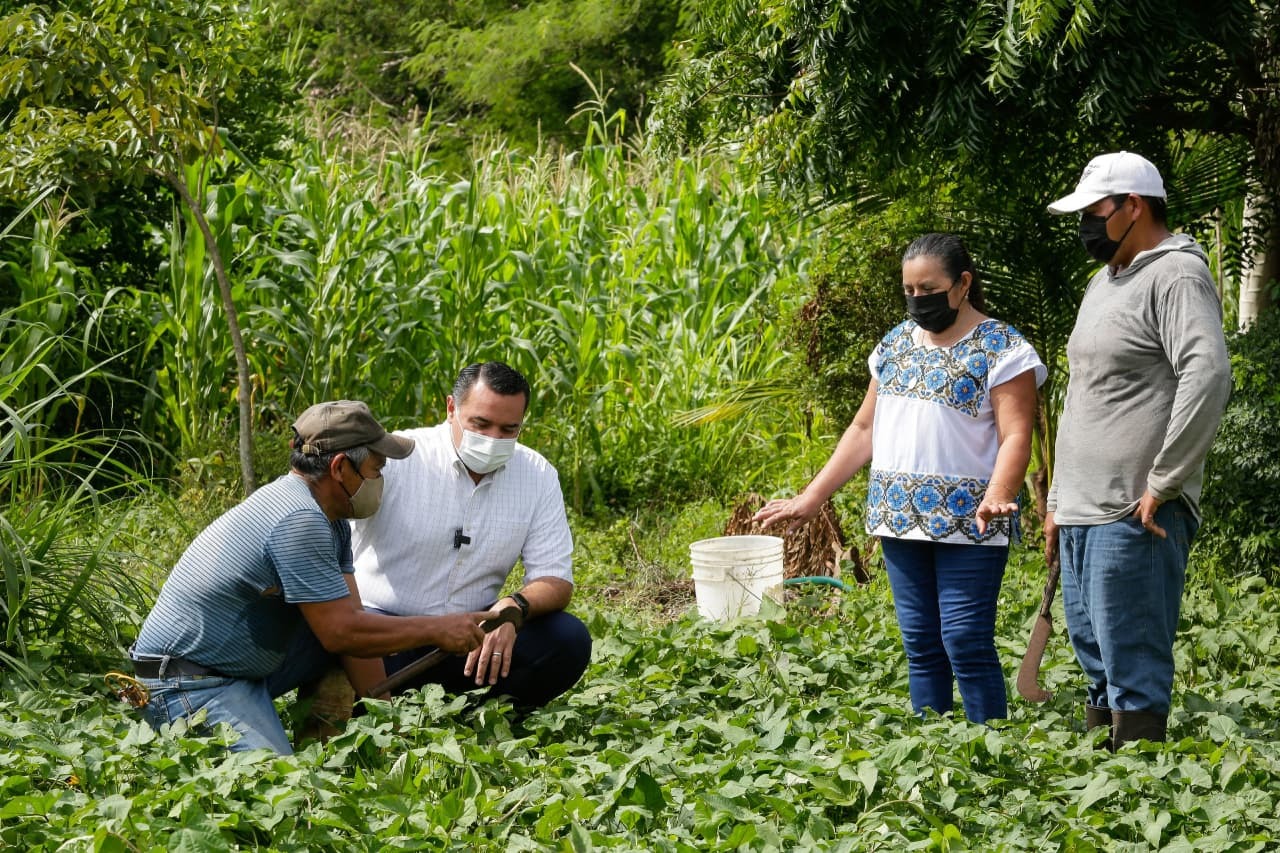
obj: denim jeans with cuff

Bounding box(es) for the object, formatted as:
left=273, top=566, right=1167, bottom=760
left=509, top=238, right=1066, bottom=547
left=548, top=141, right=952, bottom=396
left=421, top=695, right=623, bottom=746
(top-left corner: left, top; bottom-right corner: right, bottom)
left=1057, top=498, right=1198, bottom=714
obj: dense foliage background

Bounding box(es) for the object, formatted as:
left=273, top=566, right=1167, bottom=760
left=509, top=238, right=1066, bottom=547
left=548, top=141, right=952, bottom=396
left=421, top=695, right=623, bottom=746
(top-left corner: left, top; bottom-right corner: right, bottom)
left=0, top=0, right=1277, bottom=848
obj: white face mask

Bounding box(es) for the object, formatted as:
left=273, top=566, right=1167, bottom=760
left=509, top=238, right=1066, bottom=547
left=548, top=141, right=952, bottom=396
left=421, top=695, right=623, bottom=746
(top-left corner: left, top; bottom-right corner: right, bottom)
left=456, top=429, right=517, bottom=474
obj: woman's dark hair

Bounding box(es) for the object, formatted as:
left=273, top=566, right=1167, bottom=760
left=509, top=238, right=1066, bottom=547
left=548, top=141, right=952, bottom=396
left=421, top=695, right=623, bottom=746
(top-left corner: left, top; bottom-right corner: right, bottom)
left=453, top=361, right=531, bottom=409
left=902, top=232, right=986, bottom=312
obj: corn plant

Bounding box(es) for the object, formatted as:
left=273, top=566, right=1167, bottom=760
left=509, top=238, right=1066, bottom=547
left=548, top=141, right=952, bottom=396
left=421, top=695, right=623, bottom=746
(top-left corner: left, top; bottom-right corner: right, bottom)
left=149, top=119, right=814, bottom=510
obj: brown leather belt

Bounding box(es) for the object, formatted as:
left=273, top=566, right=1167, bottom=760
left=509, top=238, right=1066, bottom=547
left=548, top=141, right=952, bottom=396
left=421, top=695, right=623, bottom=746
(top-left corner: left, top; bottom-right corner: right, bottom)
left=131, top=656, right=223, bottom=679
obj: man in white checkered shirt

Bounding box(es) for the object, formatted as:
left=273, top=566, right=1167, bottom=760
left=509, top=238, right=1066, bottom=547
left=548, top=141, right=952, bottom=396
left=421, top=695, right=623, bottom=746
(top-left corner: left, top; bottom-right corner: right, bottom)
left=350, top=362, right=591, bottom=708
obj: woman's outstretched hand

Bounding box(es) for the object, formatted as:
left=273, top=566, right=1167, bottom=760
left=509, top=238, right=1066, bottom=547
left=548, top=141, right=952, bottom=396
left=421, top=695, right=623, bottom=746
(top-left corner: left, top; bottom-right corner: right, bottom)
left=752, top=493, right=821, bottom=533
left=975, top=485, right=1019, bottom=534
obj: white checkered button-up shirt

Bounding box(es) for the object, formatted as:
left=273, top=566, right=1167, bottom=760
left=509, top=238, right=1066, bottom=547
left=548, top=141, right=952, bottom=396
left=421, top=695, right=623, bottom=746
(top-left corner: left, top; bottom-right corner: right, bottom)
left=350, top=422, right=574, bottom=616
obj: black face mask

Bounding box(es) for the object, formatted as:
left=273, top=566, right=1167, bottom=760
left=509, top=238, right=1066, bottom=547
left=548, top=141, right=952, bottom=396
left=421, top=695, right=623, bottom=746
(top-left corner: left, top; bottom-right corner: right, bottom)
left=1079, top=204, right=1135, bottom=263
left=905, top=287, right=959, bottom=333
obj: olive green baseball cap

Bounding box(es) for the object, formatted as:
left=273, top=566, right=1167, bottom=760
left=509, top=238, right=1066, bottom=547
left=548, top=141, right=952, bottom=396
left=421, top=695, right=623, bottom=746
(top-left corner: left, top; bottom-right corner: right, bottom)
left=292, top=400, right=415, bottom=459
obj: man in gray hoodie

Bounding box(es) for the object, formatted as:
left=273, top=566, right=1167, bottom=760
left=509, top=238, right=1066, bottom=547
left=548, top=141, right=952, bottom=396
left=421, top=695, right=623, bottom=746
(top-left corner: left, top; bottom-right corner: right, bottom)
left=1044, top=152, right=1231, bottom=749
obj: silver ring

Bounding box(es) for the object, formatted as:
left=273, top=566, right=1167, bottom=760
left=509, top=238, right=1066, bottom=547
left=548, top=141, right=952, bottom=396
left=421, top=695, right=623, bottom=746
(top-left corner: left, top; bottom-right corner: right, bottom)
left=492, top=652, right=502, bottom=657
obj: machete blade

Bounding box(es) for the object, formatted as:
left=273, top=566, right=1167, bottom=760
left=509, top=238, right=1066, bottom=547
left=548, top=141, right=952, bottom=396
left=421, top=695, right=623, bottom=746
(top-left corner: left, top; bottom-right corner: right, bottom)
left=1016, top=560, right=1060, bottom=703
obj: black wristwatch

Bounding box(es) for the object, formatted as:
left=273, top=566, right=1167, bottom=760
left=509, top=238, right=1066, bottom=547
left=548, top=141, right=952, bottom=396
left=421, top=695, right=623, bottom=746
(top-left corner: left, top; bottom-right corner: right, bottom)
left=510, top=592, right=531, bottom=622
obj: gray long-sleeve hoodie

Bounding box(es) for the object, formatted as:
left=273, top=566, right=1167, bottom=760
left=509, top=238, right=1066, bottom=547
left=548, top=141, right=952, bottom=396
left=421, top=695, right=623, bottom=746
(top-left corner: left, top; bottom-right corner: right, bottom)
left=1047, top=234, right=1231, bottom=524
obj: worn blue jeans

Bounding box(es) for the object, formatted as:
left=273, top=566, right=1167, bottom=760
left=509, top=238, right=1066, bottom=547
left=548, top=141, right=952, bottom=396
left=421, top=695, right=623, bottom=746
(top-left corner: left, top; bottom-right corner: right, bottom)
left=880, top=538, right=1010, bottom=723
left=1057, top=499, right=1198, bottom=714
left=136, top=627, right=334, bottom=754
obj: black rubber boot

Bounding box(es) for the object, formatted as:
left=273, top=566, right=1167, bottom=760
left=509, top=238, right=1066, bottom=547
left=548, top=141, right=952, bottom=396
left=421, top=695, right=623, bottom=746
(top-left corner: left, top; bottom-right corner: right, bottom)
left=1085, top=704, right=1113, bottom=750
left=1111, top=709, right=1167, bottom=749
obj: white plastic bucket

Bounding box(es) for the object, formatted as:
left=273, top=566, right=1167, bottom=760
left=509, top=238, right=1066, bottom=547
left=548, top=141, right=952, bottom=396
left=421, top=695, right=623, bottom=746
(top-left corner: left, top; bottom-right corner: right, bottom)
left=689, top=535, right=785, bottom=620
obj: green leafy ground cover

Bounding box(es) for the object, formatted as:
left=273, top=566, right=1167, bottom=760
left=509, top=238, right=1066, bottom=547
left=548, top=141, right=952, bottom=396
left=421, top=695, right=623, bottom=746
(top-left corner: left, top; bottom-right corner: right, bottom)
left=2, top=547, right=1278, bottom=851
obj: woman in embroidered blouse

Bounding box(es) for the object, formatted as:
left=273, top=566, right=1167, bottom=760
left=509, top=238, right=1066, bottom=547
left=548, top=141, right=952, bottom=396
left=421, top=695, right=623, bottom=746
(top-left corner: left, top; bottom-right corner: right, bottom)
left=755, top=233, right=1046, bottom=723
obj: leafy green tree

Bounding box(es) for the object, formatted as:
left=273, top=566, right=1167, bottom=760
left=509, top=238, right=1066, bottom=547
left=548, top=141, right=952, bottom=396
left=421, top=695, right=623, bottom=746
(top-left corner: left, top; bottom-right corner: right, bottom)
left=654, top=0, right=1276, bottom=509
left=0, top=0, right=296, bottom=495
left=407, top=0, right=689, bottom=147
left=274, top=0, right=692, bottom=162
left=656, top=2, right=1268, bottom=187
left=1197, top=306, right=1280, bottom=581
left=267, top=0, right=438, bottom=117
left=653, top=1, right=1276, bottom=310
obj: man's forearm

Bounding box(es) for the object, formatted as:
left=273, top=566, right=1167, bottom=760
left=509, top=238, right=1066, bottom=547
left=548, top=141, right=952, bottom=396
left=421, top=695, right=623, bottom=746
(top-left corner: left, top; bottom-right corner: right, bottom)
left=325, top=611, right=458, bottom=655
left=300, top=597, right=490, bottom=658
left=498, top=577, right=573, bottom=619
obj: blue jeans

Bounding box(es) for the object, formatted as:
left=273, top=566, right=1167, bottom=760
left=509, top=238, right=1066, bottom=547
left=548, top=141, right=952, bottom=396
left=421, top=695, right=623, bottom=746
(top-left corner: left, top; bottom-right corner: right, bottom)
left=880, top=538, right=1009, bottom=723
left=1057, top=499, right=1198, bottom=714
left=136, top=627, right=335, bottom=754
left=382, top=610, right=592, bottom=710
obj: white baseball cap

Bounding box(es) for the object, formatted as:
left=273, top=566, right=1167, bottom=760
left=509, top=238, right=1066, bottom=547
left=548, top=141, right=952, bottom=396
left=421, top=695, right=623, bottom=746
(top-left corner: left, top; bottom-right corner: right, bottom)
left=1047, top=151, right=1166, bottom=214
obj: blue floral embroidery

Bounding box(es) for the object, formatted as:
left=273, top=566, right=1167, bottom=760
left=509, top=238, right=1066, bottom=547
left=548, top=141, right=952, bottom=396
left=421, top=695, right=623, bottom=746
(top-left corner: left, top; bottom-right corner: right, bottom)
left=873, top=319, right=1029, bottom=417
left=951, top=376, right=978, bottom=406
left=965, top=352, right=989, bottom=377
left=867, top=507, right=883, bottom=529
left=923, top=348, right=947, bottom=367
left=913, top=485, right=944, bottom=513
left=946, top=487, right=977, bottom=516
left=866, top=469, right=1012, bottom=543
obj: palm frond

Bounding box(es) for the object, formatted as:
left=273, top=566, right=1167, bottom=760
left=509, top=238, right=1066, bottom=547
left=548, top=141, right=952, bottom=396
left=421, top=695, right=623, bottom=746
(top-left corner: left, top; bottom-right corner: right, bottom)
left=672, top=379, right=798, bottom=427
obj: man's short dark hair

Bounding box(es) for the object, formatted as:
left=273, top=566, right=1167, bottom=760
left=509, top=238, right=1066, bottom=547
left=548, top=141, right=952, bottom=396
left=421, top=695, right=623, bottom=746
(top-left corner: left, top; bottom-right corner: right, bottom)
left=1111, top=193, right=1168, bottom=226
left=290, top=442, right=371, bottom=482
left=453, top=362, right=531, bottom=409
left=1143, top=195, right=1168, bottom=225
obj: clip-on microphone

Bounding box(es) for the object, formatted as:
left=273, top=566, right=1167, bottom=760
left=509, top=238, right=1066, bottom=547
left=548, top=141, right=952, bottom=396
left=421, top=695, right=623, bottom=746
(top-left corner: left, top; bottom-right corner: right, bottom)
left=453, top=528, right=471, bottom=549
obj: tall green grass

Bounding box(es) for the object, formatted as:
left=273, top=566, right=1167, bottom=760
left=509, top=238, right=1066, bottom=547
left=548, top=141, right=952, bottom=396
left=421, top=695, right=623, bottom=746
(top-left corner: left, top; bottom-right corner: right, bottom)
left=154, top=117, right=812, bottom=510
left=0, top=273, right=154, bottom=676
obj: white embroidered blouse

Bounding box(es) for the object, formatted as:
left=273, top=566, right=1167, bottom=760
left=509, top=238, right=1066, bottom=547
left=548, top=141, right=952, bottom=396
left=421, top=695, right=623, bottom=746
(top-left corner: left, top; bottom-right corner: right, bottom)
left=866, top=318, right=1047, bottom=546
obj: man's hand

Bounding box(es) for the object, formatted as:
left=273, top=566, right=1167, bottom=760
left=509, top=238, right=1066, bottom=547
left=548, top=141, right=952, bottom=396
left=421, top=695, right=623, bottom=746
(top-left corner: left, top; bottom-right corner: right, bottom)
left=752, top=493, right=821, bottom=533
left=465, top=621, right=516, bottom=685
left=432, top=611, right=497, bottom=654
left=1043, top=511, right=1059, bottom=567
left=1132, top=490, right=1167, bottom=539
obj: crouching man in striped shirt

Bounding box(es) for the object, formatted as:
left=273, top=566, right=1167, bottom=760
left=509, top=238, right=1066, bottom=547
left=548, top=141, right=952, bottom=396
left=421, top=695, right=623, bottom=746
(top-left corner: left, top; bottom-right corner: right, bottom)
left=350, top=361, right=592, bottom=710
left=129, top=400, right=498, bottom=754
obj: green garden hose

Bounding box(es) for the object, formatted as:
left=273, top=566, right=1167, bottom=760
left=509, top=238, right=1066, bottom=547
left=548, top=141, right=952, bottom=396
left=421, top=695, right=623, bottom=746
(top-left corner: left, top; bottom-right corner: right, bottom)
left=783, top=576, right=851, bottom=591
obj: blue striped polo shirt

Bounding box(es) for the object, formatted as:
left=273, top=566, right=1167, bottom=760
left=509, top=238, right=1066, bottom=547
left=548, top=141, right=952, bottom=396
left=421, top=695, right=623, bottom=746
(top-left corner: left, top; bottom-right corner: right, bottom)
left=133, top=474, right=353, bottom=679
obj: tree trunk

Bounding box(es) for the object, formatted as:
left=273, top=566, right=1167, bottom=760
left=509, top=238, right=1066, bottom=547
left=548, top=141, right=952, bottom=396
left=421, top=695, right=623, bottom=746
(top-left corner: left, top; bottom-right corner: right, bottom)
left=1239, top=191, right=1278, bottom=329
left=166, top=171, right=257, bottom=495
